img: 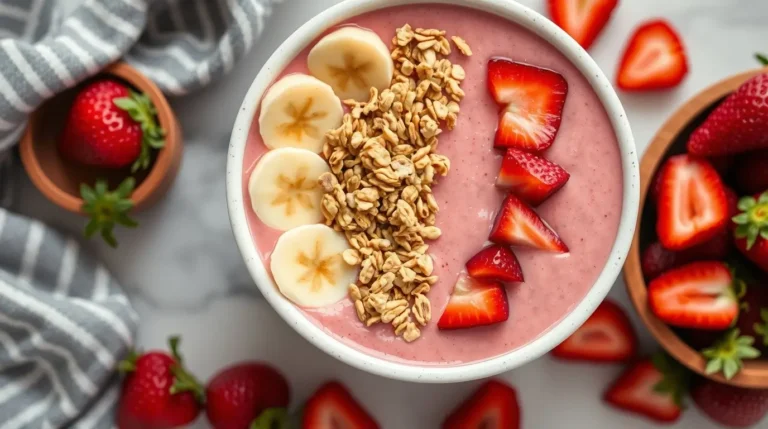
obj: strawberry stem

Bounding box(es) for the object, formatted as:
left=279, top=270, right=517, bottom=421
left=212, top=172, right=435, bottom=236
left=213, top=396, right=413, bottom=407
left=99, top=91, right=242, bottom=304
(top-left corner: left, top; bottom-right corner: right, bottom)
left=113, top=90, right=166, bottom=173
left=702, top=329, right=761, bottom=379
left=80, top=177, right=139, bottom=248
left=166, top=336, right=204, bottom=403
left=117, top=350, right=140, bottom=373
left=757, top=53, right=768, bottom=66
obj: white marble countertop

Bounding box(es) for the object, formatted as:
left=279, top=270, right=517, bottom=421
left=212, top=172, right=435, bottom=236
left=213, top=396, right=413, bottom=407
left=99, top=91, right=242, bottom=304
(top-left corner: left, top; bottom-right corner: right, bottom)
left=12, top=0, right=768, bottom=427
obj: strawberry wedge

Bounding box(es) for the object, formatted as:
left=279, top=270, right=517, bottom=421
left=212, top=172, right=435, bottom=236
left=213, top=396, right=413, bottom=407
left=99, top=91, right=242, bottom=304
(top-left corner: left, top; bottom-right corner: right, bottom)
left=548, top=0, right=619, bottom=50
left=487, top=58, right=568, bottom=152
left=604, top=357, right=684, bottom=423
left=656, top=155, right=728, bottom=251
left=465, top=244, right=524, bottom=283
left=489, top=194, right=568, bottom=253
left=496, top=148, right=570, bottom=206
left=617, top=20, right=688, bottom=91
left=552, top=299, right=638, bottom=363
left=648, top=261, right=738, bottom=330
left=442, top=380, right=520, bottom=429
left=437, top=274, right=508, bottom=330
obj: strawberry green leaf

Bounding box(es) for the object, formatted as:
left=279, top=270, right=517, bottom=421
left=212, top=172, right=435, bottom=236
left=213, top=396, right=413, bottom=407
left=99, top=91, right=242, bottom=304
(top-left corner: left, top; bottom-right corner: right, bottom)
left=757, top=53, right=768, bottom=66
left=651, top=352, right=690, bottom=407
left=80, top=177, right=138, bottom=248
left=250, top=408, right=292, bottom=429
left=739, top=196, right=757, bottom=212
left=166, top=336, right=204, bottom=403
left=755, top=309, right=768, bottom=346
left=748, top=224, right=760, bottom=249
left=113, top=90, right=166, bottom=173
left=760, top=191, right=768, bottom=204
left=702, top=329, right=761, bottom=379
left=733, top=213, right=749, bottom=225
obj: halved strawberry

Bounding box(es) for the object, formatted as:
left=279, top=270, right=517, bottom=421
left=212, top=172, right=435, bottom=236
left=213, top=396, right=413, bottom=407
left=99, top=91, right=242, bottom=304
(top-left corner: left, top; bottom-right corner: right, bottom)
left=603, top=355, right=686, bottom=423
left=616, top=20, right=688, bottom=91
left=552, top=299, right=638, bottom=363
left=465, top=245, right=524, bottom=283
left=548, top=0, right=618, bottom=50
left=437, top=274, right=509, bottom=330
left=489, top=194, right=568, bottom=253
left=302, top=382, right=379, bottom=429
left=487, top=58, right=568, bottom=152
left=648, top=261, right=738, bottom=330
left=496, top=149, right=570, bottom=206
left=442, top=380, right=520, bottom=429
left=656, top=155, right=728, bottom=251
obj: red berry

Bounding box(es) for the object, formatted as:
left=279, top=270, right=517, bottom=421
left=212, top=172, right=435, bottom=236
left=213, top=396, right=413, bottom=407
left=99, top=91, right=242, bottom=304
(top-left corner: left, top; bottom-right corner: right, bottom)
left=692, top=378, right=768, bottom=427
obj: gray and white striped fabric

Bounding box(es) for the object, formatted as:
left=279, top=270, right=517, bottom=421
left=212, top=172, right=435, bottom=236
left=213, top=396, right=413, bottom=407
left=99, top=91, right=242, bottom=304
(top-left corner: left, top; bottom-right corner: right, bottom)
left=0, top=0, right=282, bottom=427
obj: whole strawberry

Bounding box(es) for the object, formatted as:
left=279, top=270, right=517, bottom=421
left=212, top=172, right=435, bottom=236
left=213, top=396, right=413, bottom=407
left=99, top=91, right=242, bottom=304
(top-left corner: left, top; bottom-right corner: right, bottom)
left=692, top=378, right=768, bottom=427
left=687, top=72, right=768, bottom=156
left=59, top=79, right=165, bottom=172
left=117, top=337, right=202, bottom=429
left=205, top=362, right=290, bottom=429
left=733, top=191, right=768, bottom=273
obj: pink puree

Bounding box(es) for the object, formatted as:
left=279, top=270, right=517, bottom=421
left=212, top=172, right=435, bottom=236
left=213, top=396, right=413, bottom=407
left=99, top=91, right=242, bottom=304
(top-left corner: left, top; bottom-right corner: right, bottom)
left=242, top=5, right=623, bottom=365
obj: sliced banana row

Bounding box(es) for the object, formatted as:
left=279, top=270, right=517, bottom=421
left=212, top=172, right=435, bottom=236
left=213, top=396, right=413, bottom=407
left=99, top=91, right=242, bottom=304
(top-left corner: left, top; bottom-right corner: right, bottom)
left=252, top=26, right=394, bottom=307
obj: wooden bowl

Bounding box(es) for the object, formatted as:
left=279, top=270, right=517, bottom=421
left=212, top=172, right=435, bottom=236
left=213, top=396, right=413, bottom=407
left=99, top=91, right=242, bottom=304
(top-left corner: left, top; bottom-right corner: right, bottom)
left=624, top=68, right=768, bottom=389
left=19, top=62, right=183, bottom=215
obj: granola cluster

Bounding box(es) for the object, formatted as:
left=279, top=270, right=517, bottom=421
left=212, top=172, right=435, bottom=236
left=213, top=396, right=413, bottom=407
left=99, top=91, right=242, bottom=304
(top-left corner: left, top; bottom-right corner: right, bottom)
left=318, top=24, right=470, bottom=342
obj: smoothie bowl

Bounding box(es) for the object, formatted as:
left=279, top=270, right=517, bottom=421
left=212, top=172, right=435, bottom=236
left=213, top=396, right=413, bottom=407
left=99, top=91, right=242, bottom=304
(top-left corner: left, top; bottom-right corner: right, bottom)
left=227, top=0, right=638, bottom=382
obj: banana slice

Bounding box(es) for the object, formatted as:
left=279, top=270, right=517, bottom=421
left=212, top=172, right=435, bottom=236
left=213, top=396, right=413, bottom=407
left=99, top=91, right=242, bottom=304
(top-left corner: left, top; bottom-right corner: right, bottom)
left=307, top=26, right=394, bottom=102
left=249, top=147, right=330, bottom=231
left=271, top=224, right=358, bottom=307
left=259, top=74, right=343, bottom=153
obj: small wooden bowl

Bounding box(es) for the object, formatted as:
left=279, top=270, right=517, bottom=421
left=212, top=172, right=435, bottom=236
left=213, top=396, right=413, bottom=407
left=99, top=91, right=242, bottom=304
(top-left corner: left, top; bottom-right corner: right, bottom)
left=624, top=68, right=768, bottom=389
left=19, top=62, right=183, bottom=215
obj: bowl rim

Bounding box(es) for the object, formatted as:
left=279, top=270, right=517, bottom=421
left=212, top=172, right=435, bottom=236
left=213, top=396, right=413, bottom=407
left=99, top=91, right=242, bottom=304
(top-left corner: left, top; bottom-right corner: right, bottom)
left=624, top=67, right=768, bottom=389
left=226, top=0, right=639, bottom=383
left=19, top=61, right=179, bottom=214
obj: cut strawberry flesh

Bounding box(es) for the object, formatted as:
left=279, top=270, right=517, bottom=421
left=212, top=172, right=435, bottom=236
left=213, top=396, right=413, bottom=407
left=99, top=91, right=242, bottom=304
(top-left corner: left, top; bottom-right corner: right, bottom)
left=604, top=360, right=682, bottom=423
left=442, top=380, right=520, bottom=429
left=548, top=0, right=619, bottom=50
left=496, top=148, right=570, bottom=206
left=488, top=58, right=568, bottom=152
left=617, top=20, right=688, bottom=91
left=302, top=382, right=380, bottom=429
left=656, top=155, right=728, bottom=251
left=465, top=244, right=524, bottom=284
left=552, top=299, right=637, bottom=362
left=437, top=274, right=509, bottom=330
left=648, top=261, right=737, bottom=330
left=489, top=194, right=568, bottom=253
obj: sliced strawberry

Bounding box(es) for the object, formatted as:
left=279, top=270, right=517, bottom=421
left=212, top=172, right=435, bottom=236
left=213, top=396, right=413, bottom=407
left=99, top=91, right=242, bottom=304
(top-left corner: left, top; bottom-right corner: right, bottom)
left=487, top=58, right=568, bottom=152
left=442, top=380, right=520, bottom=429
left=496, top=149, right=570, bottom=206
left=648, top=261, right=738, bottom=330
left=552, top=299, right=638, bottom=363
left=302, top=382, right=379, bottom=429
left=603, top=356, right=685, bottom=423
left=465, top=245, right=524, bottom=284
left=616, top=20, right=688, bottom=91
left=489, top=194, right=568, bottom=253
left=548, top=0, right=618, bottom=50
left=437, top=274, right=509, bottom=330
left=656, top=155, right=728, bottom=250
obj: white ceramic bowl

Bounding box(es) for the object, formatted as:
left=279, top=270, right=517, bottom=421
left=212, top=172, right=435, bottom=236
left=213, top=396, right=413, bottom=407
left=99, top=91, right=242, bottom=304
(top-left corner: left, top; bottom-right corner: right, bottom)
left=227, top=0, right=639, bottom=383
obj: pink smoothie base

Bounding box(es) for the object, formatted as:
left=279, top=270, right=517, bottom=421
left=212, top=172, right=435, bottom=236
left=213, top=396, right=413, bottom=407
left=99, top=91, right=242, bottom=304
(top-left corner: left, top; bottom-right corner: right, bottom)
left=242, top=5, right=623, bottom=365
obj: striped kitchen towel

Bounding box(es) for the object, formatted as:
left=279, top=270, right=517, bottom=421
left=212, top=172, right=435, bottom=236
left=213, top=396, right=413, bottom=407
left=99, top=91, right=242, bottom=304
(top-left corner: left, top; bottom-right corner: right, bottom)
left=0, top=0, right=283, bottom=427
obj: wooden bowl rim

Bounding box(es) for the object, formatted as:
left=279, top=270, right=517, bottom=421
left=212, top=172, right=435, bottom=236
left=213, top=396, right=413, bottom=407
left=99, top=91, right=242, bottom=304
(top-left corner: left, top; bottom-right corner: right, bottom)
left=624, top=67, right=768, bottom=388
left=19, top=62, right=180, bottom=215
